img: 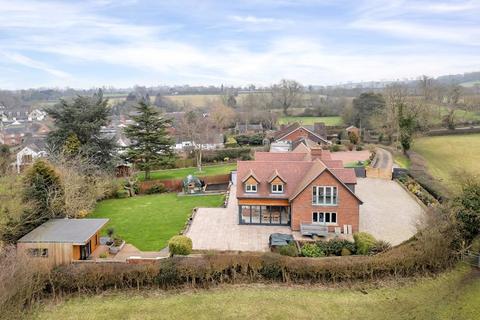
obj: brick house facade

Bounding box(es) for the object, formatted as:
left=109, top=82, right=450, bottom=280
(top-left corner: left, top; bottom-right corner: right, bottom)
left=237, top=148, right=362, bottom=235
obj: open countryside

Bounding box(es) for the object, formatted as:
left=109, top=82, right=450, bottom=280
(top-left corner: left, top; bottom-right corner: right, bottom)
left=413, top=134, right=480, bottom=190
left=34, top=266, right=480, bottom=320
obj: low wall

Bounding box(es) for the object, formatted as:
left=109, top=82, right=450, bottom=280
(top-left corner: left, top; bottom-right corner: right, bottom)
left=139, top=173, right=231, bottom=193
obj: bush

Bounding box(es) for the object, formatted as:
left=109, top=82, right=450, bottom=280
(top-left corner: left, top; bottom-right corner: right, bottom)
left=99, top=252, right=107, bottom=259
left=355, top=145, right=364, bottom=151
left=354, top=232, right=377, bottom=255
left=330, top=144, right=341, bottom=152
left=316, top=239, right=356, bottom=256
left=234, top=133, right=265, bottom=146
left=301, top=243, right=324, bottom=257
left=115, top=190, right=129, bottom=198
left=340, top=248, right=351, bottom=256
left=168, top=235, right=193, bottom=256
left=370, top=240, right=392, bottom=254
left=279, top=242, right=298, bottom=257
left=145, top=183, right=167, bottom=194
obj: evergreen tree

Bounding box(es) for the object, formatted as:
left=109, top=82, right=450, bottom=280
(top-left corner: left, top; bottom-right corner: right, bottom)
left=124, top=101, right=175, bottom=180
left=2, top=159, right=64, bottom=242
left=46, top=91, right=115, bottom=168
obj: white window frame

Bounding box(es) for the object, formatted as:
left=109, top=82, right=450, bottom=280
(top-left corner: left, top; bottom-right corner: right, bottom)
left=245, top=183, right=257, bottom=193
left=271, top=183, right=284, bottom=193
left=312, top=186, right=338, bottom=205
left=312, top=212, right=337, bottom=225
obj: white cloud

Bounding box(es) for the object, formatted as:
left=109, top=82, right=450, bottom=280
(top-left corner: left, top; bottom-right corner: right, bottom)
left=0, top=51, right=71, bottom=79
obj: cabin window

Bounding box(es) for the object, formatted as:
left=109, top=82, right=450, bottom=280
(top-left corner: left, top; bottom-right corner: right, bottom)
left=271, top=183, right=284, bottom=193
left=312, top=212, right=337, bottom=224
left=245, top=183, right=257, bottom=193
left=312, top=186, right=338, bottom=205
left=27, top=248, right=48, bottom=258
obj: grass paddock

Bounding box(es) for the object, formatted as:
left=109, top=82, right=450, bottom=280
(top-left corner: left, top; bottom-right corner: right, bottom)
left=412, top=134, right=480, bottom=190
left=33, top=265, right=480, bottom=320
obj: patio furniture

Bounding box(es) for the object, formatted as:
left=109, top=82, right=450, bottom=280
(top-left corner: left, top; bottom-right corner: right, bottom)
left=300, top=223, right=329, bottom=237
left=269, top=233, right=294, bottom=247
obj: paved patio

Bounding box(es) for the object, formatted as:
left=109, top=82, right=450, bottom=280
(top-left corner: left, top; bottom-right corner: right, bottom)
left=356, top=178, right=424, bottom=245
left=186, top=183, right=291, bottom=252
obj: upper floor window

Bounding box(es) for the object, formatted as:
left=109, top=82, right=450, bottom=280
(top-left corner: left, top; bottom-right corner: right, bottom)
left=312, top=186, right=338, bottom=205
left=271, top=184, right=284, bottom=193
left=245, top=183, right=257, bottom=193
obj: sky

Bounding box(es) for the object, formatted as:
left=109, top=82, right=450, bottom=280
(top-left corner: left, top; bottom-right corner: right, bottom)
left=0, top=0, right=479, bottom=89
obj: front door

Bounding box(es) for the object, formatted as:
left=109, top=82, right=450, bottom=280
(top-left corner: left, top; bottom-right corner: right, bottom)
left=79, top=241, right=92, bottom=260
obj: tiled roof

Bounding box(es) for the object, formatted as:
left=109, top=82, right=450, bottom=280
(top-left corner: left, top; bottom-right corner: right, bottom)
left=237, top=157, right=358, bottom=200
left=254, top=151, right=309, bottom=162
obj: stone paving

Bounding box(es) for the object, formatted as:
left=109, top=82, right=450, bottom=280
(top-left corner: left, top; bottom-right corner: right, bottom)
left=356, top=178, right=424, bottom=245
left=186, top=183, right=291, bottom=252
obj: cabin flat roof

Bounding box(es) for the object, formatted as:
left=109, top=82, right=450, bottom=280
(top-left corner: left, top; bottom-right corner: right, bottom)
left=17, top=219, right=109, bottom=245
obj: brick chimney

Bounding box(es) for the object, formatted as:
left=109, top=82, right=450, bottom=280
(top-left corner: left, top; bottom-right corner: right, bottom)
left=310, top=147, right=323, bottom=159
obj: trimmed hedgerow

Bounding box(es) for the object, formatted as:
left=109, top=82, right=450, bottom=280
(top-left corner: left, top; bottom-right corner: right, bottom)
left=279, top=243, right=298, bottom=257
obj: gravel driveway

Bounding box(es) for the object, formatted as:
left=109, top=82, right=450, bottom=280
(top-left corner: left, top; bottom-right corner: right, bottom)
left=356, top=178, right=424, bottom=245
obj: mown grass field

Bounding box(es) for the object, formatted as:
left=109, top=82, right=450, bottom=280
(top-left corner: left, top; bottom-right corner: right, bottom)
left=138, top=163, right=237, bottom=181
left=89, top=193, right=224, bottom=251
left=412, top=134, right=480, bottom=190
left=33, top=265, right=480, bottom=320
left=278, top=116, right=343, bottom=126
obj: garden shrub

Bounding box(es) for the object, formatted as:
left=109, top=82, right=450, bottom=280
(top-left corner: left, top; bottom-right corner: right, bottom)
left=316, top=239, right=355, bottom=256
left=340, top=248, right=351, bottom=256
left=355, top=145, right=364, bottom=151
left=301, top=243, right=324, bottom=257
left=115, top=190, right=129, bottom=198
left=168, top=235, right=193, bottom=256
left=234, top=133, right=265, bottom=146
left=260, top=254, right=283, bottom=280
left=279, top=242, right=298, bottom=257
left=145, top=183, right=167, bottom=194
left=354, top=232, right=377, bottom=255
left=370, top=240, right=392, bottom=254
left=330, top=144, right=340, bottom=152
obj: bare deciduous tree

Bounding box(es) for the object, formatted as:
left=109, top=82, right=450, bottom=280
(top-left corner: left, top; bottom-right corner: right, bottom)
left=272, top=79, right=303, bottom=115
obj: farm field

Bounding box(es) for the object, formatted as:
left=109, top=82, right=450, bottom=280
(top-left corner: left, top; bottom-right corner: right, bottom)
left=278, top=116, right=343, bottom=126
left=138, top=163, right=237, bottom=181
left=412, top=134, right=480, bottom=190
left=89, top=193, right=224, bottom=251
left=33, top=265, right=480, bottom=320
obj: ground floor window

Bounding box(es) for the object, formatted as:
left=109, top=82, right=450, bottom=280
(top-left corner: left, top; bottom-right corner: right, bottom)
left=27, top=248, right=48, bottom=257
left=239, top=205, right=290, bottom=225
left=312, top=212, right=337, bottom=224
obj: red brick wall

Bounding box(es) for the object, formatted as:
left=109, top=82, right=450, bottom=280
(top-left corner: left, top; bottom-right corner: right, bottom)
left=290, top=170, right=360, bottom=233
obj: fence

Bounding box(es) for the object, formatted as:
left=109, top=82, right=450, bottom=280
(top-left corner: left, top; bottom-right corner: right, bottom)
left=139, top=173, right=231, bottom=193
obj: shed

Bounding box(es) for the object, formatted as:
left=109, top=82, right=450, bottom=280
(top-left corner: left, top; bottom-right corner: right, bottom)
left=17, top=218, right=109, bottom=266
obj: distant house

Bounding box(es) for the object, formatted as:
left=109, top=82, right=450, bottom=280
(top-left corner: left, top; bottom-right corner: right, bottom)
left=174, top=132, right=224, bottom=151
left=28, top=109, right=47, bottom=121
left=17, top=219, right=109, bottom=266
left=273, top=122, right=330, bottom=145
left=234, top=123, right=264, bottom=135
left=237, top=146, right=361, bottom=235
left=0, top=124, right=28, bottom=146
left=15, top=139, right=48, bottom=173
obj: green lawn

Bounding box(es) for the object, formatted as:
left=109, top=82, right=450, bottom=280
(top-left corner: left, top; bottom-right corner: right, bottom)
left=138, top=163, right=237, bottom=181
left=278, top=116, right=343, bottom=126
left=33, top=265, right=480, bottom=320
left=393, top=153, right=411, bottom=169
left=412, top=134, right=480, bottom=190
left=89, top=193, right=224, bottom=251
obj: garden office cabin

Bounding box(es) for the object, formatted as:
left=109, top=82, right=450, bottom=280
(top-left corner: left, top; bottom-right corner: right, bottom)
left=17, top=218, right=109, bottom=266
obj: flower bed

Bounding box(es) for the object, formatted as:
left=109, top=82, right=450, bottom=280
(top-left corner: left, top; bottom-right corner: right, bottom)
left=397, top=175, right=438, bottom=207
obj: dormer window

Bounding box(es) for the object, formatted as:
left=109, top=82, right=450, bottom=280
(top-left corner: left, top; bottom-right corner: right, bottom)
left=245, top=183, right=257, bottom=193
left=271, top=184, right=283, bottom=193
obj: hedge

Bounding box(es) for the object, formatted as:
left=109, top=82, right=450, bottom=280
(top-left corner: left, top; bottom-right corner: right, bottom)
left=48, top=230, right=456, bottom=294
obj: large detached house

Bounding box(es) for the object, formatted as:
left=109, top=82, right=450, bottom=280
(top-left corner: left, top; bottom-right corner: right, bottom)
left=273, top=122, right=330, bottom=145
left=237, top=146, right=362, bottom=235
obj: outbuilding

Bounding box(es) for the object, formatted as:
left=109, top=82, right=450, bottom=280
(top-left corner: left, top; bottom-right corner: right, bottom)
left=17, top=218, right=109, bottom=266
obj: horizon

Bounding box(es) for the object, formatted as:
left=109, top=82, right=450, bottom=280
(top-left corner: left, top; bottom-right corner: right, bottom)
left=1, top=0, right=479, bottom=90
